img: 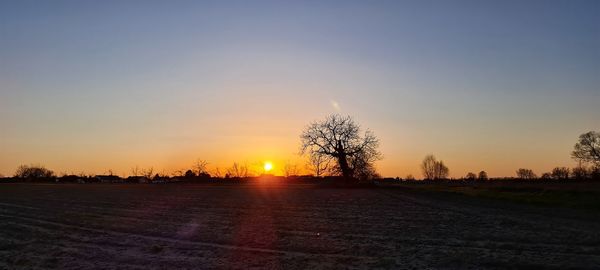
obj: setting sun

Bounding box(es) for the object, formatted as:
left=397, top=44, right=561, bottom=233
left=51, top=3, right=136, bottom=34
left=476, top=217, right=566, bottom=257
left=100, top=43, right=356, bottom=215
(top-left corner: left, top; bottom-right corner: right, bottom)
left=264, top=162, right=273, bottom=173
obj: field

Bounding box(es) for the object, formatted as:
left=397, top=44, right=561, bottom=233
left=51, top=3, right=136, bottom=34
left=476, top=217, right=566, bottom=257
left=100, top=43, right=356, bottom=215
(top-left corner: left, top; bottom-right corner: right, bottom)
left=1, top=183, right=599, bottom=269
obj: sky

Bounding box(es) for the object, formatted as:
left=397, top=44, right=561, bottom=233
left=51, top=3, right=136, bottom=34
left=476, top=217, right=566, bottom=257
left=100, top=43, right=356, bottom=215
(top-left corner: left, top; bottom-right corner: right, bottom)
left=1, top=0, right=599, bottom=178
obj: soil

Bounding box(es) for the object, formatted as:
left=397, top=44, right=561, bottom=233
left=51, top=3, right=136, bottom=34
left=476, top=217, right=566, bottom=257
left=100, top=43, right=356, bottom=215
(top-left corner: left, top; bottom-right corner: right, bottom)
left=0, top=183, right=599, bottom=269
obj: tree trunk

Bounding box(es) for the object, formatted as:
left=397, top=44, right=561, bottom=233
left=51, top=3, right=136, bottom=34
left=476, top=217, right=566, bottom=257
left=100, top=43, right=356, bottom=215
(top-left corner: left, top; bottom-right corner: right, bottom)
left=338, top=154, right=352, bottom=181
left=336, top=140, right=353, bottom=182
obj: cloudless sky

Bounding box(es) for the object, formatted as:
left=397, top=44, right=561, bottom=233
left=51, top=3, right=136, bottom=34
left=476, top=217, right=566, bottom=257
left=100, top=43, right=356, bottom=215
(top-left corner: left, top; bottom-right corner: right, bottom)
left=1, top=0, right=599, bottom=177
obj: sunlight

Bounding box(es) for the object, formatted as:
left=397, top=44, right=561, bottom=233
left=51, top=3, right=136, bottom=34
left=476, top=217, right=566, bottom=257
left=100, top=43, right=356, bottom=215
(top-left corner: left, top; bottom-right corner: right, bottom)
left=264, top=162, right=273, bottom=173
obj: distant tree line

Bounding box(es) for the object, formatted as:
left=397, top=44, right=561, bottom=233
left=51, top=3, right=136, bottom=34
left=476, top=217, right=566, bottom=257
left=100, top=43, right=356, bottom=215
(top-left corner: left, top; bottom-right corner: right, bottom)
left=3, top=121, right=599, bottom=183
left=508, top=131, right=600, bottom=180
left=416, top=130, right=600, bottom=181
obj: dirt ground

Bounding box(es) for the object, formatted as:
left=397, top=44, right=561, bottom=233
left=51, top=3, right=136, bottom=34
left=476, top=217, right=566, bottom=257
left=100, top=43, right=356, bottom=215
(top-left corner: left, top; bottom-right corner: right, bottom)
left=0, top=183, right=599, bottom=269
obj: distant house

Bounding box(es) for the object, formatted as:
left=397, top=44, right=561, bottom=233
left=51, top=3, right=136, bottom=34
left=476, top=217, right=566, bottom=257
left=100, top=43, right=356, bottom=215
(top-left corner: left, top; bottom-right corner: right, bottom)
left=152, top=178, right=167, bottom=184
left=95, top=175, right=122, bottom=183
left=59, top=175, right=82, bottom=183
left=126, top=176, right=150, bottom=184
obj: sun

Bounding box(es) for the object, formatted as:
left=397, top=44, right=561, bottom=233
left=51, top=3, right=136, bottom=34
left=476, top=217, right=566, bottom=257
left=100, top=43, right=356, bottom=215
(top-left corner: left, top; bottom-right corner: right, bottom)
left=263, top=162, right=273, bottom=172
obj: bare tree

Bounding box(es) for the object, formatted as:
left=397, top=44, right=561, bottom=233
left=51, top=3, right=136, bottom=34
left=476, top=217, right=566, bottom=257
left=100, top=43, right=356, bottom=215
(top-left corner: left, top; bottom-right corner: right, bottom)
left=172, top=169, right=186, bottom=177
left=131, top=166, right=141, bottom=177
left=421, top=155, right=449, bottom=180
left=227, top=162, right=249, bottom=178
left=14, top=164, right=55, bottom=179
left=155, top=169, right=169, bottom=178
left=77, top=171, right=93, bottom=178
left=300, top=114, right=381, bottom=181
left=421, top=155, right=436, bottom=179
left=572, top=165, right=589, bottom=179
left=306, top=154, right=330, bottom=177
left=551, top=167, right=570, bottom=179
left=212, top=167, right=223, bottom=178
left=572, top=131, right=600, bottom=166
left=193, top=159, right=209, bottom=176
left=282, top=160, right=300, bottom=177
left=516, top=168, right=537, bottom=179
left=142, top=167, right=154, bottom=178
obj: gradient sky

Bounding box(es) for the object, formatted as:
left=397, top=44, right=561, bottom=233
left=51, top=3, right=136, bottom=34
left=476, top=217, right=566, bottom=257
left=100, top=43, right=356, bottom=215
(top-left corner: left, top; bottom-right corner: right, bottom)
left=1, top=0, right=599, bottom=178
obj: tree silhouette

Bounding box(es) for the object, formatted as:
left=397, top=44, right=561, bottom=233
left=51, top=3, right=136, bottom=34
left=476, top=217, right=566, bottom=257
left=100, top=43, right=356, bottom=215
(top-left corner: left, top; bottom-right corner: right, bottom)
left=300, top=114, right=381, bottom=181
left=142, top=167, right=154, bottom=178
left=465, top=172, right=476, bottom=180
left=516, top=168, right=537, bottom=179
left=184, top=170, right=196, bottom=178
left=14, top=164, right=54, bottom=179
left=193, top=159, right=209, bottom=176
left=478, top=171, right=488, bottom=181
left=421, top=155, right=449, bottom=180
left=212, top=167, right=223, bottom=178
left=572, top=165, right=588, bottom=179
left=131, top=166, right=141, bottom=177
left=227, top=162, right=248, bottom=178
left=306, top=154, right=330, bottom=177
left=572, top=131, right=600, bottom=167
left=282, top=160, right=300, bottom=177
left=351, top=151, right=381, bottom=180
left=551, top=167, right=570, bottom=179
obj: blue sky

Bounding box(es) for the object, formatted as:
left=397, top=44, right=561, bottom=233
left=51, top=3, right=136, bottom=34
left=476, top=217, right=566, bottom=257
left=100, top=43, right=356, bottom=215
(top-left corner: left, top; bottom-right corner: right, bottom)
left=1, top=0, right=599, bottom=177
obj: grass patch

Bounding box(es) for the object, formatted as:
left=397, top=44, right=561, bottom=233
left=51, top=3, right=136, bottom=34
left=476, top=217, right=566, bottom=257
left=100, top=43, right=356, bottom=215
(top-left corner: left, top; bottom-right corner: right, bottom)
left=394, top=182, right=600, bottom=211
left=470, top=188, right=600, bottom=210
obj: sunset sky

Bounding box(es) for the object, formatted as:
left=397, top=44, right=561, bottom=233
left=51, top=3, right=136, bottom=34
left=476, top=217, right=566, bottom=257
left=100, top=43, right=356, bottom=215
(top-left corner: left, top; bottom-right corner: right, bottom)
left=1, top=1, right=599, bottom=178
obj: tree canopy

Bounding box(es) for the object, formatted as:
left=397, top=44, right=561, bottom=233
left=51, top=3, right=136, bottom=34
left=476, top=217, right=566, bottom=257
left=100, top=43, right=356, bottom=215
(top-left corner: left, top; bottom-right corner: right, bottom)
left=572, top=131, right=600, bottom=166
left=300, top=114, right=381, bottom=180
